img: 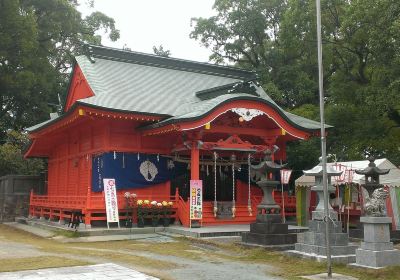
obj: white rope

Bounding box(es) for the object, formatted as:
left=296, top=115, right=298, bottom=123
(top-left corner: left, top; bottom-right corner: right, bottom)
left=248, top=154, right=252, bottom=216
left=232, top=161, right=236, bottom=218
left=213, top=152, right=217, bottom=217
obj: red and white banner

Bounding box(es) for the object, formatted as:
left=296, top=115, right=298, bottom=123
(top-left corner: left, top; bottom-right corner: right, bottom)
left=190, top=180, right=203, bottom=220
left=103, top=178, right=119, bottom=223
left=280, top=169, right=293, bottom=184
left=333, top=163, right=347, bottom=182
left=333, top=164, right=354, bottom=183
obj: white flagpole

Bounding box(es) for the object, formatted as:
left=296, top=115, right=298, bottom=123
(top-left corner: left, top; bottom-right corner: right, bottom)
left=315, top=0, right=332, bottom=277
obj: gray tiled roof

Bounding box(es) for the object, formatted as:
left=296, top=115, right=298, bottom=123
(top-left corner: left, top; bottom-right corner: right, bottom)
left=27, top=45, right=325, bottom=132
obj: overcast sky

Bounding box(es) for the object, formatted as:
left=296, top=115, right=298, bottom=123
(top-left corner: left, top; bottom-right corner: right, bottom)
left=78, top=0, right=216, bottom=62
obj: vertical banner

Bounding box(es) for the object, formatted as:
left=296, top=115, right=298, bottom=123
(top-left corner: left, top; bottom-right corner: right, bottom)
left=103, top=178, right=120, bottom=228
left=280, top=169, right=293, bottom=184
left=333, top=163, right=347, bottom=183
left=190, top=180, right=203, bottom=220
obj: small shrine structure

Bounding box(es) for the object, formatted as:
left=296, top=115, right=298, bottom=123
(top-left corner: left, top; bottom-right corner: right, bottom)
left=25, top=45, right=323, bottom=227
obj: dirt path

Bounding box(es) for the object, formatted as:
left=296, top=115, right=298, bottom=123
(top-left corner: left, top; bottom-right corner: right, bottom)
left=0, top=224, right=283, bottom=280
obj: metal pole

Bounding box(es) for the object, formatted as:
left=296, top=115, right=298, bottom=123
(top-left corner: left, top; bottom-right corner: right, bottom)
left=280, top=160, right=286, bottom=224
left=315, top=0, right=332, bottom=277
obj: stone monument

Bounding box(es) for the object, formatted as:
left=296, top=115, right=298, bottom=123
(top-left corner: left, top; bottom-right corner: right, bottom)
left=351, top=157, right=400, bottom=268
left=287, top=159, right=357, bottom=263
left=241, top=148, right=297, bottom=249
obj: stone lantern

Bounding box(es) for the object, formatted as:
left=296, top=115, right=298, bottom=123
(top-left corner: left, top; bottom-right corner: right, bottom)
left=288, top=158, right=357, bottom=263
left=355, top=156, right=389, bottom=201
left=241, top=148, right=297, bottom=248
left=351, top=157, right=400, bottom=268
left=251, top=149, right=284, bottom=218
left=303, top=159, right=342, bottom=221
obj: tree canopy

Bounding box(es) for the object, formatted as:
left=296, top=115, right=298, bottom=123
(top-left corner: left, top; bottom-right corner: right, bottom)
left=191, top=0, right=400, bottom=168
left=0, top=0, right=119, bottom=139
left=0, top=0, right=119, bottom=174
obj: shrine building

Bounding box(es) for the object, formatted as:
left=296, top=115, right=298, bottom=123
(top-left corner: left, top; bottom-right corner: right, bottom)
left=25, top=45, right=322, bottom=227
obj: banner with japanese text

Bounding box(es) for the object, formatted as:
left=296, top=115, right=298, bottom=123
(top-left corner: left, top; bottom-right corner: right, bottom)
left=280, top=169, right=293, bottom=184
left=103, top=178, right=119, bottom=223
left=190, top=180, right=202, bottom=220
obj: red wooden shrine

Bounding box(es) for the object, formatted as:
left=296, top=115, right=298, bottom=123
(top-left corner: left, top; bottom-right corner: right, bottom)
left=25, top=45, right=322, bottom=227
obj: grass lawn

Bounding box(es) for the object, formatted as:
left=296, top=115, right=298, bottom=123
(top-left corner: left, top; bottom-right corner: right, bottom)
left=1, top=224, right=400, bottom=279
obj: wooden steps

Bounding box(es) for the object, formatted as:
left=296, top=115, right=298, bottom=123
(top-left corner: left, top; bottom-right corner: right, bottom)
left=201, top=202, right=256, bottom=226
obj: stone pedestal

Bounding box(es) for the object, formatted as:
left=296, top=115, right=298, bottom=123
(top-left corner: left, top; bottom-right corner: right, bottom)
left=242, top=214, right=297, bottom=249
left=352, top=217, right=400, bottom=268
left=290, top=220, right=357, bottom=263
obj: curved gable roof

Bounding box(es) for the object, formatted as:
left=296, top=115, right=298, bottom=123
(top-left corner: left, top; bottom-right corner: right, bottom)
left=27, top=45, right=325, bottom=133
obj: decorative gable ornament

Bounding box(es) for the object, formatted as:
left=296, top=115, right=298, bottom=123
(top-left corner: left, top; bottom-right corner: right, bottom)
left=231, top=108, right=264, bottom=121
left=139, top=159, right=158, bottom=181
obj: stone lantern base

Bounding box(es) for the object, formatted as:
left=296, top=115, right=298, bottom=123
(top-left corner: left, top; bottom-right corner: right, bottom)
left=287, top=219, right=357, bottom=263
left=241, top=214, right=297, bottom=249
left=351, top=216, right=400, bottom=268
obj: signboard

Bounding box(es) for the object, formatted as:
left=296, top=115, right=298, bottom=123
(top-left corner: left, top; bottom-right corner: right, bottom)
left=103, top=178, right=120, bottom=228
left=190, top=180, right=202, bottom=220
left=280, top=169, right=293, bottom=184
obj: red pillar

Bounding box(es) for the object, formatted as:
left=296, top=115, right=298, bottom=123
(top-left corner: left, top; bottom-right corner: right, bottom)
left=190, top=141, right=200, bottom=180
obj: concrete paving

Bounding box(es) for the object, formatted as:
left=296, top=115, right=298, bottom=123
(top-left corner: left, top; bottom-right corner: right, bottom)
left=6, top=222, right=56, bottom=238
left=0, top=263, right=158, bottom=280
left=301, top=273, right=358, bottom=280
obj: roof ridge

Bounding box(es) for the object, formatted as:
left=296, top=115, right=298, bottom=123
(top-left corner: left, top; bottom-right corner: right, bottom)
left=86, top=44, right=257, bottom=80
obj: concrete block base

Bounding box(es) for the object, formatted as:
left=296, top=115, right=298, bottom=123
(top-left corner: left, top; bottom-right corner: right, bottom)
left=285, top=250, right=356, bottom=264
left=354, top=248, right=400, bottom=268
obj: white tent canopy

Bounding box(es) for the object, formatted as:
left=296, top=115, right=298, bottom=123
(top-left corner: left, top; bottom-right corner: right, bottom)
left=295, top=158, right=400, bottom=187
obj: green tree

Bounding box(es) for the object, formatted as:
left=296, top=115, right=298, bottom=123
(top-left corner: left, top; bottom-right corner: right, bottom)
left=191, top=0, right=400, bottom=166
left=0, top=130, right=45, bottom=176
left=0, top=0, right=120, bottom=140
left=0, top=0, right=119, bottom=175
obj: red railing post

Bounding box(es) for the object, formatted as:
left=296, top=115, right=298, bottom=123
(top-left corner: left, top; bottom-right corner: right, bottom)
left=29, top=189, right=34, bottom=218
left=175, top=187, right=179, bottom=202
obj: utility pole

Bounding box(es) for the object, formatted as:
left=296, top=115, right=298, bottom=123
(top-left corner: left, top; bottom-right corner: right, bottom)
left=315, top=0, right=332, bottom=277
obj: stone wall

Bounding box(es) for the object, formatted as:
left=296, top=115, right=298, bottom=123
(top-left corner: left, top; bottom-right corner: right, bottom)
left=0, top=175, right=44, bottom=222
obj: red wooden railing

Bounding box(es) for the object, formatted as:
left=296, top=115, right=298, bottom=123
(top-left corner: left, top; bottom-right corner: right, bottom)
left=29, top=188, right=297, bottom=227
left=176, top=196, right=190, bottom=227
left=30, top=190, right=179, bottom=225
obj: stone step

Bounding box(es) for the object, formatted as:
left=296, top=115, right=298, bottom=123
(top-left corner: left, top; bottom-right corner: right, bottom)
left=242, top=232, right=297, bottom=245
left=294, top=242, right=358, bottom=256
left=250, top=222, right=288, bottom=234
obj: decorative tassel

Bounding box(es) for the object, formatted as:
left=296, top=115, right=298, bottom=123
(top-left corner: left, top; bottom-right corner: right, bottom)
left=213, top=200, right=218, bottom=217
left=113, top=151, right=116, bottom=160
left=122, top=153, right=125, bottom=168
left=157, top=154, right=159, bottom=162
left=137, top=153, right=140, bottom=160
left=248, top=199, right=253, bottom=216
left=206, top=165, right=209, bottom=176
